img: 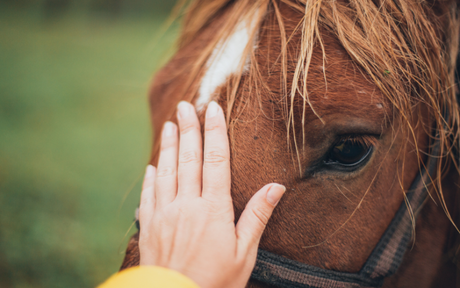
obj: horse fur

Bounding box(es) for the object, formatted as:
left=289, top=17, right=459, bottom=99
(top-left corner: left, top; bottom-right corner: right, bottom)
left=121, top=0, right=460, bottom=287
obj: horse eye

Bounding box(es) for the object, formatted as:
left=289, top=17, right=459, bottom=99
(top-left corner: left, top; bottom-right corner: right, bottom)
left=325, top=140, right=372, bottom=167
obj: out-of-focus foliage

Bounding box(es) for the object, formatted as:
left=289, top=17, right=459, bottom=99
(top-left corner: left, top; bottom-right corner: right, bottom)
left=0, top=0, right=176, bottom=18
left=0, top=3, right=178, bottom=288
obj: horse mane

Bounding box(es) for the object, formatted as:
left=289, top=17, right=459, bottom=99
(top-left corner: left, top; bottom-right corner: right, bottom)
left=163, top=0, right=460, bottom=247
left=172, top=0, right=459, bottom=225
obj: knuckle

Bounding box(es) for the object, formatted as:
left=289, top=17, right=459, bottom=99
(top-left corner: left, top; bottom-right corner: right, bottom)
left=202, top=198, right=233, bottom=217
left=251, top=208, right=270, bottom=226
left=205, top=121, right=224, bottom=133
left=180, top=121, right=199, bottom=135
left=204, top=150, right=228, bottom=165
left=179, top=150, right=200, bottom=165
left=160, top=139, right=176, bottom=151
left=156, top=166, right=175, bottom=178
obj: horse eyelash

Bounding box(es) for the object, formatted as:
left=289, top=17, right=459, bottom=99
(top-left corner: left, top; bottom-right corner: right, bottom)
left=334, top=135, right=378, bottom=148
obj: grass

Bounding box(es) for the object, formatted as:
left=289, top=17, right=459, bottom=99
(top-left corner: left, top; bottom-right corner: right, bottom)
left=0, top=8, right=177, bottom=288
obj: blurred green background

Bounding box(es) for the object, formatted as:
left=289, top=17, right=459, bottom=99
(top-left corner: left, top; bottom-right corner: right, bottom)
left=0, top=1, right=178, bottom=287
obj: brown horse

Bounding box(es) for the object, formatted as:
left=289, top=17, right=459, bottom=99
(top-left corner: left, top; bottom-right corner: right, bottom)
left=121, top=0, right=460, bottom=287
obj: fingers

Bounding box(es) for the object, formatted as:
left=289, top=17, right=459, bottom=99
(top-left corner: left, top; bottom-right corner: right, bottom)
left=236, top=184, right=286, bottom=253
left=139, top=165, right=156, bottom=230
left=202, top=101, right=231, bottom=201
left=138, top=166, right=157, bottom=266
left=142, top=165, right=156, bottom=190
left=155, top=100, right=229, bottom=205
left=155, top=121, right=178, bottom=208
left=176, top=101, right=202, bottom=198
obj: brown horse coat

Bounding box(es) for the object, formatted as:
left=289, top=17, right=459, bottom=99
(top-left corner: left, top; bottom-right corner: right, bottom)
left=122, top=1, right=460, bottom=287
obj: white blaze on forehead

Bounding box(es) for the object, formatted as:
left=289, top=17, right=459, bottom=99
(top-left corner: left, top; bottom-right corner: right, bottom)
left=196, top=19, right=255, bottom=110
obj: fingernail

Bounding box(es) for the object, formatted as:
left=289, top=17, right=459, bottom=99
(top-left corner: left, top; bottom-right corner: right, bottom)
left=266, top=184, right=286, bottom=206
left=145, top=165, right=155, bottom=178
left=177, top=101, right=191, bottom=119
left=163, top=121, right=175, bottom=137
left=206, top=101, right=219, bottom=118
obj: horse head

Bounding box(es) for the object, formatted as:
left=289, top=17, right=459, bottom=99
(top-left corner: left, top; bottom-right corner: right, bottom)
left=122, top=1, right=460, bottom=287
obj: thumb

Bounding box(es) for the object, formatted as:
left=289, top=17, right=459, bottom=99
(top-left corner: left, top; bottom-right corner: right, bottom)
left=236, top=184, right=286, bottom=252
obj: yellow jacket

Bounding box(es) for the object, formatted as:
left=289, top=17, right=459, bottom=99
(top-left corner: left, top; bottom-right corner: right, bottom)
left=98, top=266, right=200, bottom=288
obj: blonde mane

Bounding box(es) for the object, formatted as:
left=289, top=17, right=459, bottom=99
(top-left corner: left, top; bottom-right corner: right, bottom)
left=171, top=0, right=460, bottom=230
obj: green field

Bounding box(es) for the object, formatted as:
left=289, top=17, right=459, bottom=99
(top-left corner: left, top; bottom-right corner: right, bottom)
left=0, top=8, right=177, bottom=288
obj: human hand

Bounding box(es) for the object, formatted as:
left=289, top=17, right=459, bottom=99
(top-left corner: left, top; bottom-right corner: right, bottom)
left=138, top=101, right=285, bottom=288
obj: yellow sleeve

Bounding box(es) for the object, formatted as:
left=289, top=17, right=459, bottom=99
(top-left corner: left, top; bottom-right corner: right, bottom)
left=98, top=266, right=200, bottom=288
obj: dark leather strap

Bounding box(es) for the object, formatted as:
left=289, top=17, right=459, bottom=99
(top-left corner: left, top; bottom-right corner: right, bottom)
left=250, top=145, right=438, bottom=288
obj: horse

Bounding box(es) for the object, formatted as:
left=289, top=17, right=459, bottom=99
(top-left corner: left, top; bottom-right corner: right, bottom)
left=120, top=0, right=460, bottom=287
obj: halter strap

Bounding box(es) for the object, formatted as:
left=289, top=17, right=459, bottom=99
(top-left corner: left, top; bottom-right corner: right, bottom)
left=132, top=147, right=437, bottom=288
left=250, top=150, right=437, bottom=288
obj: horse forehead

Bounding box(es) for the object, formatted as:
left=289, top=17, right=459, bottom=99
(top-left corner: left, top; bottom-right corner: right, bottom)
left=266, top=38, right=388, bottom=121
left=195, top=14, right=387, bottom=121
